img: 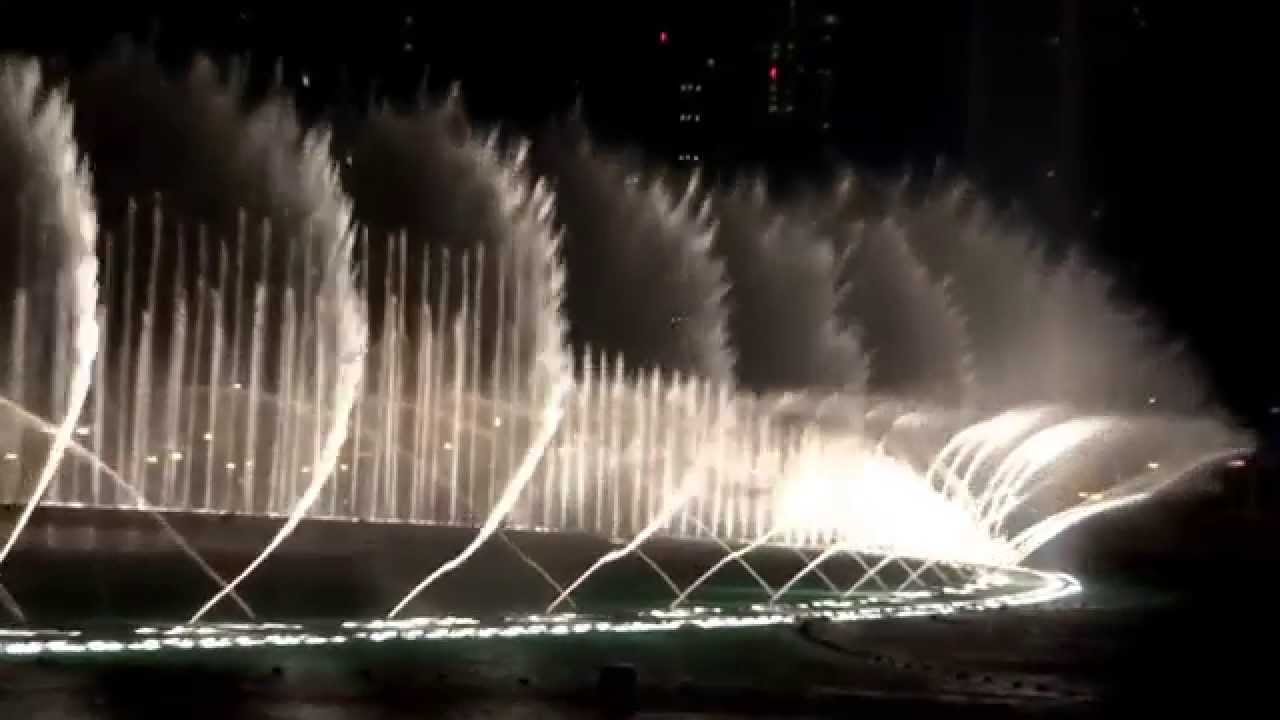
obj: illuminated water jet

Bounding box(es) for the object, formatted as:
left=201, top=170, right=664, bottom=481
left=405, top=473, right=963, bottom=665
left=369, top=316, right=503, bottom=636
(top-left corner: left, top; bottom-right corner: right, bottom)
left=0, top=61, right=100, bottom=572
left=189, top=131, right=367, bottom=623
left=0, top=395, right=255, bottom=619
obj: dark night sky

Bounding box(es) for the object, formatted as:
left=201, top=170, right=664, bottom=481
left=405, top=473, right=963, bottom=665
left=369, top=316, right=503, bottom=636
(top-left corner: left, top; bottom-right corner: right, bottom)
left=1, top=2, right=1267, bottom=427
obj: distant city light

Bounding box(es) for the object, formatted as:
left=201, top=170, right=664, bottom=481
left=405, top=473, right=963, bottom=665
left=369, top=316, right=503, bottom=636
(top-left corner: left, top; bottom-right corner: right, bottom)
left=659, top=31, right=669, bottom=45
left=301, top=74, right=310, bottom=89
left=1227, top=458, right=1247, bottom=469
left=769, top=65, right=779, bottom=81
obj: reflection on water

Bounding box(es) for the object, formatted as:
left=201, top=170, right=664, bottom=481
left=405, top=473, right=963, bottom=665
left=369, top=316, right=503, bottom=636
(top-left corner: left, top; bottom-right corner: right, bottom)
left=0, top=680, right=603, bottom=720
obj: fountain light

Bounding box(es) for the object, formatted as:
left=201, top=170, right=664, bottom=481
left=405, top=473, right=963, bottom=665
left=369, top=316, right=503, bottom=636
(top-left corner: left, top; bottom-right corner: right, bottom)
left=0, top=568, right=1082, bottom=659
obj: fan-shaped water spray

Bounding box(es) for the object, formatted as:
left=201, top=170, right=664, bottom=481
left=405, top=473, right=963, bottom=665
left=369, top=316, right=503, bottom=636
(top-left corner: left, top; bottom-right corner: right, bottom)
left=189, top=130, right=368, bottom=623
left=532, top=120, right=735, bottom=381
left=0, top=60, right=101, bottom=574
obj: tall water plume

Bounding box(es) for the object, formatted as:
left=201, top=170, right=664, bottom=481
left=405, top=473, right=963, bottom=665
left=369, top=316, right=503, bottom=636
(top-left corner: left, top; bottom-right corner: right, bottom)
left=713, top=181, right=867, bottom=392
left=532, top=119, right=734, bottom=381
left=387, top=132, right=572, bottom=617
left=860, top=179, right=1208, bottom=411
left=190, top=129, right=367, bottom=622
left=0, top=59, right=100, bottom=571
left=840, top=217, right=974, bottom=405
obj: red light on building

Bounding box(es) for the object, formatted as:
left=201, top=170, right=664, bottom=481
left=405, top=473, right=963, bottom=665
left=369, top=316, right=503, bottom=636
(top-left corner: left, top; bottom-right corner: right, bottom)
left=769, top=65, right=779, bottom=81
left=659, top=31, right=669, bottom=45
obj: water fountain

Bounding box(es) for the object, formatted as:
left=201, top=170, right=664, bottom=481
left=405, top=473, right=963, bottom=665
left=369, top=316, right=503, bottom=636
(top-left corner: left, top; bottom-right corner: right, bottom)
left=0, top=55, right=1250, bottom=655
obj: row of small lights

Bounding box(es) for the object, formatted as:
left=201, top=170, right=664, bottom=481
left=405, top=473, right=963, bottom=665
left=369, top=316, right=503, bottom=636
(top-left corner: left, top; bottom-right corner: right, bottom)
left=1, top=411, right=508, bottom=465
left=0, top=571, right=1080, bottom=658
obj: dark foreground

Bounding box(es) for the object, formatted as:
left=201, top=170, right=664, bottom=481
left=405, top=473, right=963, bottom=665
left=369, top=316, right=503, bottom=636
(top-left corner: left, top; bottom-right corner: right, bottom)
left=0, top=503, right=1275, bottom=717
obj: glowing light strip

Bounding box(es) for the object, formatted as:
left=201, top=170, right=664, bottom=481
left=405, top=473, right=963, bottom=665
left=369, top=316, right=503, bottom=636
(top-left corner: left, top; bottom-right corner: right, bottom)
left=1, top=569, right=1079, bottom=659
